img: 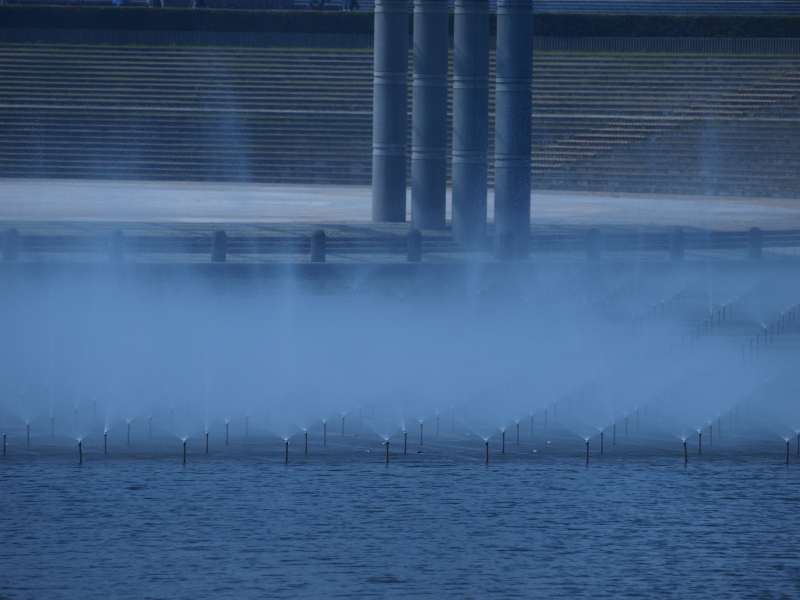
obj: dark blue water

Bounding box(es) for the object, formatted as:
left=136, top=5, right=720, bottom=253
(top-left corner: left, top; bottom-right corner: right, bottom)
left=1, top=443, right=798, bottom=599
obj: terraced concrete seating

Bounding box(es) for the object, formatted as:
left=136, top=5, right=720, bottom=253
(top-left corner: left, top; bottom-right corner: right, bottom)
left=0, top=44, right=798, bottom=197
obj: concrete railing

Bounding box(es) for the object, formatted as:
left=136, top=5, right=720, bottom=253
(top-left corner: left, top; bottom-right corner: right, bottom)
left=2, top=28, right=799, bottom=53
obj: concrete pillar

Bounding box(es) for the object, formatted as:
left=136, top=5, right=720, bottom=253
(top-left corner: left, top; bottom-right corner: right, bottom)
left=452, top=0, right=489, bottom=248
left=372, top=0, right=409, bottom=223
left=493, top=0, right=533, bottom=259
left=410, top=0, right=449, bottom=230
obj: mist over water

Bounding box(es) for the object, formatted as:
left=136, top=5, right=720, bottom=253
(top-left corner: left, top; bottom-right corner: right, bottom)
left=2, top=262, right=799, bottom=449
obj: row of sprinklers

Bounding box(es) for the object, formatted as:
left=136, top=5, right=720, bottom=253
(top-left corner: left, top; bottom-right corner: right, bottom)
left=4, top=393, right=798, bottom=466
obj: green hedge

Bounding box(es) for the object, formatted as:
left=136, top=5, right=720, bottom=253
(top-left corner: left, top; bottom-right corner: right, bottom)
left=1, top=6, right=799, bottom=38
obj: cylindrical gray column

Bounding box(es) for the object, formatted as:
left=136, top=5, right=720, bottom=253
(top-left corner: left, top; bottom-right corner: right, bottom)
left=372, top=0, right=409, bottom=223
left=410, top=0, right=449, bottom=230
left=452, top=0, right=489, bottom=248
left=493, top=0, right=533, bottom=259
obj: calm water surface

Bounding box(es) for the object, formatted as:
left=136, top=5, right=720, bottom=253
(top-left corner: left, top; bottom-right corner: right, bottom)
left=1, top=447, right=798, bottom=599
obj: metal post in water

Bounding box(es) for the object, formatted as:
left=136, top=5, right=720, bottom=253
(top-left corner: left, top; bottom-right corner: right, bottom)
left=698, top=431, right=702, bottom=454
left=78, top=440, right=82, bottom=465
left=600, top=430, right=604, bottom=454
left=786, top=440, right=790, bottom=465
left=205, top=431, right=209, bottom=454
left=485, top=440, right=489, bottom=464
left=404, top=430, right=408, bottom=454
left=385, top=440, right=390, bottom=464
left=323, top=421, right=327, bottom=445
left=585, top=440, right=589, bottom=464
left=684, top=440, right=688, bottom=463
left=530, top=414, right=534, bottom=437
left=342, top=414, right=345, bottom=437
left=305, top=431, right=308, bottom=454
left=183, top=440, right=187, bottom=464
left=225, top=421, right=229, bottom=445
left=127, top=422, right=131, bottom=446
left=501, top=430, right=505, bottom=454
left=709, top=423, right=713, bottom=446
left=104, top=431, right=107, bottom=455
left=26, top=423, right=29, bottom=446
left=516, top=421, right=520, bottom=445
left=285, top=440, right=289, bottom=464
left=613, top=422, right=616, bottom=445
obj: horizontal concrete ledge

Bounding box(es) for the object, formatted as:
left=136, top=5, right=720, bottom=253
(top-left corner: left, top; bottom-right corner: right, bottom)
left=1, top=29, right=798, bottom=53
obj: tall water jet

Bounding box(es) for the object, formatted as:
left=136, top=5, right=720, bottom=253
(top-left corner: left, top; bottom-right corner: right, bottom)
left=410, top=0, right=448, bottom=230
left=371, top=0, right=408, bottom=222
left=451, top=0, right=489, bottom=247
left=493, top=0, right=533, bottom=259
